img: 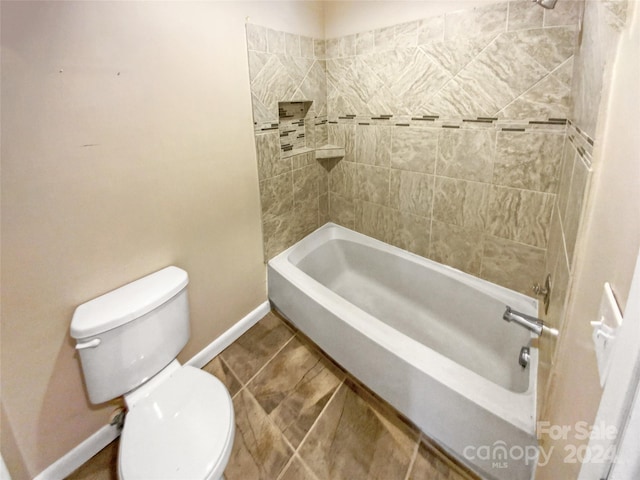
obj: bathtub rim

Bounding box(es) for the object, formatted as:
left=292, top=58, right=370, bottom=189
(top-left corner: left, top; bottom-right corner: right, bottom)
left=268, top=222, right=539, bottom=436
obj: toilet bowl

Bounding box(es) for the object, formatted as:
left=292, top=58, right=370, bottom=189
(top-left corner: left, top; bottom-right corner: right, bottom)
left=70, top=267, right=234, bottom=480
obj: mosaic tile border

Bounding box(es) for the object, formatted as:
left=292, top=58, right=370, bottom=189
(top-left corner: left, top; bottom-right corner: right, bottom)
left=567, top=120, right=594, bottom=167
left=327, top=115, right=568, bottom=133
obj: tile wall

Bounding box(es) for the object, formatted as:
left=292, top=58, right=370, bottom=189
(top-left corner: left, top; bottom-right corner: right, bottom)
left=325, top=121, right=567, bottom=295
left=246, top=24, right=330, bottom=260
left=247, top=2, right=582, bottom=279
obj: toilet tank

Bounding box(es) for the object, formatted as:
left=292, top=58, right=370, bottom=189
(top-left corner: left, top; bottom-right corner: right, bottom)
left=71, top=266, right=190, bottom=404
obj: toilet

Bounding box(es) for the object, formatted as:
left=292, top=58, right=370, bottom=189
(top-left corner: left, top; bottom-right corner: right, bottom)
left=70, top=266, right=234, bottom=480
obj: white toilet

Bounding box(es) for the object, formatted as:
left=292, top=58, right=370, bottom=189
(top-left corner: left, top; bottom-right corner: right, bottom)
left=70, top=266, right=235, bottom=480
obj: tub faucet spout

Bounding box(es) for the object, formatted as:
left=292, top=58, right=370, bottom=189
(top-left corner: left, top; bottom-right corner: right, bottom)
left=503, top=306, right=558, bottom=336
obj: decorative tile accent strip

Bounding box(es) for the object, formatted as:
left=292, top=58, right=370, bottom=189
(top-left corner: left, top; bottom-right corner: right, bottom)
left=567, top=121, right=594, bottom=167
left=463, top=119, right=494, bottom=123
left=327, top=115, right=568, bottom=133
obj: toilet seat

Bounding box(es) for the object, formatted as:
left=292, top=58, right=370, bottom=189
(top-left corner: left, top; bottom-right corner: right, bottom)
left=118, top=366, right=234, bottom=480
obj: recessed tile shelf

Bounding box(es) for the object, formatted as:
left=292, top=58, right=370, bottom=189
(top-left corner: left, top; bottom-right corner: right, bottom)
left=314, top=143, right=345, bottom=160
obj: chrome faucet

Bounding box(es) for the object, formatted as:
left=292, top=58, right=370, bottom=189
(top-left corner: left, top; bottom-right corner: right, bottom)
left=503, top=306, right=559, bottom=337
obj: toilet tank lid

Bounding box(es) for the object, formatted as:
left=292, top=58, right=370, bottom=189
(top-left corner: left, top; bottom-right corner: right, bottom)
left=70, top=266, right=189, bottom=339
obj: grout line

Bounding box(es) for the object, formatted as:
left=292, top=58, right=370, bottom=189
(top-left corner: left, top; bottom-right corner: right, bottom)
left=403, top=433, right=422, bottom=480
left=242, top=332, right=297, bottom=391
left=294, top=377, right=345, bottom=457
left=295, top=454, right=323, bottom=480
left=428, top=131, right=440, bottom=257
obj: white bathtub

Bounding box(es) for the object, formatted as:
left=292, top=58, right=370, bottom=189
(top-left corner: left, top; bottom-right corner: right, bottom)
left=268, top=223, right=539, bottom=480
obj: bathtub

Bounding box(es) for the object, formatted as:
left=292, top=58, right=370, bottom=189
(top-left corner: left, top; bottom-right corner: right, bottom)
left=268, top=223, right=539, bottom=480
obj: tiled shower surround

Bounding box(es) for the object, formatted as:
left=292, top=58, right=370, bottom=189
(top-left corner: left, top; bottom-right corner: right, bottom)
left=247, top=0, right=582, bottom=296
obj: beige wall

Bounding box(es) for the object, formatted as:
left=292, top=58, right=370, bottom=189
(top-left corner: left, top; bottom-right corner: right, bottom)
left=0, top=1, right=322, bottom=477
left=323, top=0, right=493, bottom=37
left=537, top=1, right=640, bottom=478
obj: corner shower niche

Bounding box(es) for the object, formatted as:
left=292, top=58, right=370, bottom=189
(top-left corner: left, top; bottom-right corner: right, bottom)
left=278, top=101, right=345, bottom=160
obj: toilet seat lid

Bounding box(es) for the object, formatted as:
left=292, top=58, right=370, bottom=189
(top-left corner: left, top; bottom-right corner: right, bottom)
left=119, top=366, right=234, bottom=480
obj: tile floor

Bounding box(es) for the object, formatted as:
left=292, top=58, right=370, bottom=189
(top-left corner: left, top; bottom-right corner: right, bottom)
left=67, top=311, right=478, bottom=480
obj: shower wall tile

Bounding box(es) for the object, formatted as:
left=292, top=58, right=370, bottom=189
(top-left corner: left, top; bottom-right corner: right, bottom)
left=267, top=29, right=286, bottom=54
left=432, top=177, right=489, bottom=231
left=357, top=164, right=390, bottom=206
left=437, top=129, right=495, bottom=182
left=329, top=193, right=356, bottom=229
left=562, top=157, right=591, bottom=267
left=247, top=25, right=330, bottom=261
left=325, top=38, right=340, bottom=58
left=248, top=51, right=271, bottom=80
left=508, top=1, right=544, bottom=31
left=425, top=79, right=492, bottom=117
left=553, top=57, right=574, bottom=85
left=546, top=222, right=570, bottom=331
left=359, top=202, right=430, bottom=258
left=390, top=127, right=438, bottom=174
left=328, top=124, right=356, bottom=162
left=291, top=151, right=315, bottom=170
left=355, top=125, right=392, bottom=166
left=481, top=235, right=546, bottom=295
left=293, top=197, right=320, bottom=240
left=246, top=24, right=268, bottom=51
left=256, top=131, right=289, bottom=180
left=389, top=170, right=434, bottom=217
left=430, top=221, right=484, bottom=276
left=251, top=56, right=298, bottom=116
left=493, top=131, right=564, bottom=193
left=374, top=25, right=398, bottom=50
left=556, top=139, right=576, bottom=221
left=285, top=33, right=301, bottom=57
left=359, top=201, right=389, bottom=242
left=260, top=172, right=293, bottom=219
left=314, top=39, right=326, bottom=59
left=543, top=0, right=582, bottom=27
left=456, top=38, right=548, bottom=115
left=251, top=95, right=276, bottom=127
left=319, top=193, right=329, bottom=224
left=329, top=160, right=357, bottom=199
left=417, top=15, right=445, bottom=44
left=293, top=164, right=319, bottom=202
left=389, top=211, right=431, bottom=258
left=356, top=31, right=375, bottom=56
left=341, top=35, right=357, bottom=56
left=545, top=207, right=565, bottom=282
left=420, top=34, right=494, bottom=76
left=396, top=21, right=420, bottom=47
left=321, top=7, right=577, bottom=121
left=487, top=186, right=555, bottom=248
left=300, top=36, right=315, bottom=58
left=262, top=211, right=296, bottom=261
left=498, top=73, right=571, bottom=119
left=247, top=2, right=581, bottom=282
left=506, top=27, right=576, bottom=72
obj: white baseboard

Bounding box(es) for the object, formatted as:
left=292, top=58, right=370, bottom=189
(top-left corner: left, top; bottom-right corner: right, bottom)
left=33, top=301, right=270, bottom=480
left=186, top=300, right=270, bottom=368
left=33, top=424, right=120, bottom=480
